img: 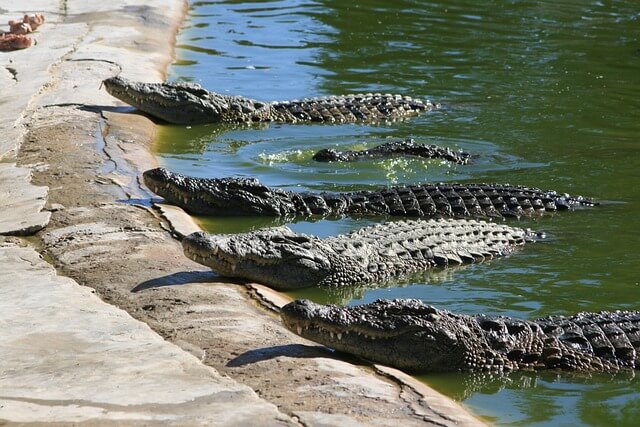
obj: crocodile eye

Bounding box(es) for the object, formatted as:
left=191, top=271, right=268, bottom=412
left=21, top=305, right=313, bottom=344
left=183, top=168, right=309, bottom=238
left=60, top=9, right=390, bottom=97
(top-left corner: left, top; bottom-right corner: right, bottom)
left=290, top=235, right=312, bottom=244
left=269, top=234, right=312, bottom=245
left=270, top=236, right=288, bottom=244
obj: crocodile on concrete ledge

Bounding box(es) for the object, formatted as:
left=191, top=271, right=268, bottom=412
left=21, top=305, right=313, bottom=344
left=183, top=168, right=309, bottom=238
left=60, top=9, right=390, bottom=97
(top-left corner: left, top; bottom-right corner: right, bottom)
left=143, top=167, right=597, bottom=220
left=182, top=219, right=537, bottom=289
left=313, top=138, right=472, bottom=164
left=281, top=298, right=640, bottom=373
left=102, top=76, right=439, bottom=125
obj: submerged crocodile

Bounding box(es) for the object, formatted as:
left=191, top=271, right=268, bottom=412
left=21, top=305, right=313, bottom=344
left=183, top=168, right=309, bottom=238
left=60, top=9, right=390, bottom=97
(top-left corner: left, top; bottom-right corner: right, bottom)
left=182, top=219, right=537, bottom=289
left=281, top=298, right=640, bottom=373
left=102, top=76, right=439, bottom=125
left=313, top=139, right=471, bottom=164
left=144, top=167, right=596, bottom=220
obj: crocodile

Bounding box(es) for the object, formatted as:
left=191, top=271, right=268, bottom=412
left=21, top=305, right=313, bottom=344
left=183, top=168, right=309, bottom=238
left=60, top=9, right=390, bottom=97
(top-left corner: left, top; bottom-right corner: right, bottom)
left=181, top=219, right=537, bottom=289
left=143, top=167, right=597, bottom=220
left=313, top=139, right=472, bottom=164
left=281, top=298, right=640, bottom=373
left=102, top=76, right=439, bottom=125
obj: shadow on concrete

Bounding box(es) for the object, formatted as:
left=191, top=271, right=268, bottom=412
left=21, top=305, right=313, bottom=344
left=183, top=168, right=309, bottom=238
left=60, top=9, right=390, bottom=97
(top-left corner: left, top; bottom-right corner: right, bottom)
left=131, top=271, right=222, bottom=292
left=226, top=343, right=362, bottom=368
left=40, top=104, right=137, bottom=115
left=70, top=104, right=167, bottom=124
left=85, top=105, right=138, bottom=114
left=116, top=197, right=162, bottom=208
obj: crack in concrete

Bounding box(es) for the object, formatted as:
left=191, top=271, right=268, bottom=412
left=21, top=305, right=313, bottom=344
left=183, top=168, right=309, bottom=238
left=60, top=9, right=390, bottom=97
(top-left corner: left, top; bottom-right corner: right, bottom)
left=249, top=390, right=306, bottom=427
left=96, top=117, right=118, bottom=176
left=60, top=0, right=68, bottom=16
left=16, top=25, right=91, bottom=147
left=360, top=366, right=432, bottom=423
left=374, top=366, right=461, bottom=425
left=97, top=114, right=156, bottom=201
left=5, top=66, right=17, bottom=82
left=67, top=57, right=123, bottom=75
left=0, top=392, right=262, bottom=414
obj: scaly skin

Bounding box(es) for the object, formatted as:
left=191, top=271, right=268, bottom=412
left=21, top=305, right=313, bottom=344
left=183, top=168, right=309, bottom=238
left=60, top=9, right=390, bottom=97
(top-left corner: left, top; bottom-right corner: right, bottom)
left=102, top=76, right=439, bottom=124
left=281, top=299, right=640, bottom=373
left=143, top=167, right=597, bottom=220
left=313, top=139, right=472, bottom=164
left=181, top=219, right=537, bottom=290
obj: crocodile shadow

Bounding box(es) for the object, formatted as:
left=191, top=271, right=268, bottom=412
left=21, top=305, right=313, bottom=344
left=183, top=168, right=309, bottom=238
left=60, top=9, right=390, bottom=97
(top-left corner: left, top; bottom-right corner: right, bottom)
left=226, top=343, right=359, bottom=368
left=131, top=270, right=222, bottom=292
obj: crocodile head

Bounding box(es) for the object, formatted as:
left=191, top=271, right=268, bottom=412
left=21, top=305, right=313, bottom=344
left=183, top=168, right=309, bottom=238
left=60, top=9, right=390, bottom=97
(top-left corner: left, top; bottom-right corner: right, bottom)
left=103, top=76, right=231, bottom=124
left=182, top=229, right=336, bottom=290
left=281, top=298, right=484, bottom=372
left=143, top=168, right=297, bottom=216
left=103, top=76, right=273, bottom=124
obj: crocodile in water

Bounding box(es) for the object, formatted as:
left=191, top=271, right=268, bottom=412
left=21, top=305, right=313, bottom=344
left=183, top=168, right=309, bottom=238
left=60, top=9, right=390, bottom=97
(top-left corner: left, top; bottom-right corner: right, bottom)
left=182, top=219, right=537, bottom=289
left=281, top=298, right=640, bottom=373
left=143, top=167, right=597, bottom=220
left=313, top=138, right=471, bottom=164
left=102, top=76, right=439, bottom=125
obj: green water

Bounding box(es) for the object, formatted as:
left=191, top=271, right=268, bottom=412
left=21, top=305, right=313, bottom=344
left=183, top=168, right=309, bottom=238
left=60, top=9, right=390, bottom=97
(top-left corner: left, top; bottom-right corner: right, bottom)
left=156, top=1, right=640, bottom=424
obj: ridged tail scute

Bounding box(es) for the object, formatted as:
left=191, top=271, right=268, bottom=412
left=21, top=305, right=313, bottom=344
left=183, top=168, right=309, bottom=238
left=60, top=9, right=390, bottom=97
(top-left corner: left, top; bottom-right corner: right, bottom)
left=271, top=93, right=439, bottom=123
left=338, top=183, right=597, bottom=219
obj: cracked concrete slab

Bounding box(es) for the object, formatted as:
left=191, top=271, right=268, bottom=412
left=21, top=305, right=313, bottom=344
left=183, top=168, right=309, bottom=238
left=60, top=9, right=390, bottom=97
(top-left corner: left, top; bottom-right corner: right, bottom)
left=0, top=243, right=293, bottom=425
left=0, top=163, right=50, bottom=235
left=0, top=4, right=78, bottom=159
left=155, top=202, right=202, bottom=238
left=0, top=0, right=185, bottom=160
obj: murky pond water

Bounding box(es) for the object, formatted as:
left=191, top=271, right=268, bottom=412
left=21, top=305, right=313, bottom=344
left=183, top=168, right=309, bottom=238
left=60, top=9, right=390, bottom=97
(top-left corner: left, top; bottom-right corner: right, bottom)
left=154, top=1, right=640, bottom=424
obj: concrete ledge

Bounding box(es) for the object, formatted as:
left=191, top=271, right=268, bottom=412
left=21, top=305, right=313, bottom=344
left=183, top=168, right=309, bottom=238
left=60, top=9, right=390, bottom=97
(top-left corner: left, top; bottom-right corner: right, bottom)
left=0, top=244, right=292, bottom=425
left=0, top=164, right=51, bottom=235
left=155, top=202, right=202, bottom=238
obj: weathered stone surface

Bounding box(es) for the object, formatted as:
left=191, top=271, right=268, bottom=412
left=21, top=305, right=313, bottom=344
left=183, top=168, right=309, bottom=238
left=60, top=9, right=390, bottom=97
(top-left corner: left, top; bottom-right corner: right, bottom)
left=0, top=2, right=74, bottom=159
left=0, top=244, right=292, bottom=425
left=156, top=202, right=203, bottom=238
left=0, top=164, right=50, bottom=235
left=0, top=0, right=185, bottom=160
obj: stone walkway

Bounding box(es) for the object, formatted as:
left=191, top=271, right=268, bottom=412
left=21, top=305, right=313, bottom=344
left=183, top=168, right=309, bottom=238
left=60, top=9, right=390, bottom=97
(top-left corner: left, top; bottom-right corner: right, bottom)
left=0, top=244, right=291, bottom=424
left=0, top=164, right=50, bottom=235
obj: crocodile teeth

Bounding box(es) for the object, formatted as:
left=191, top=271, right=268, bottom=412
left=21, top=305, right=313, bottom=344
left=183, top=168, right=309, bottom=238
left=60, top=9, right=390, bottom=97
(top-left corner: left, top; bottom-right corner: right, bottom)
left=297, top=326, right=302, bottom=335
left=231, top=263, right=236, bottom=272
left=337, top=333, right=343, bottom=340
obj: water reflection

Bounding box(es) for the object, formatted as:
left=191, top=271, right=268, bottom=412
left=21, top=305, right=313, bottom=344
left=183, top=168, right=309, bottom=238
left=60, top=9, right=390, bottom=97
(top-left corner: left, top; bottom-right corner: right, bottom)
left=286, top=263, right=471, bottom=305
left=171, top=0, right=333, bottom=98
left=425, top=371, right=639, bottom=426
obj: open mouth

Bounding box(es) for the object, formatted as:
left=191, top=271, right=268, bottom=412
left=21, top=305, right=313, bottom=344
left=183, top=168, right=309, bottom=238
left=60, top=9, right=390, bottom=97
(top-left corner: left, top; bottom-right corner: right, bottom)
left=114, top=90, right=177, bottom=108
left=281, top=315, right=407, bottom=342
left=282, top=318, right=391, bottom=342
left=183, top=242, right=235, bottom=272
